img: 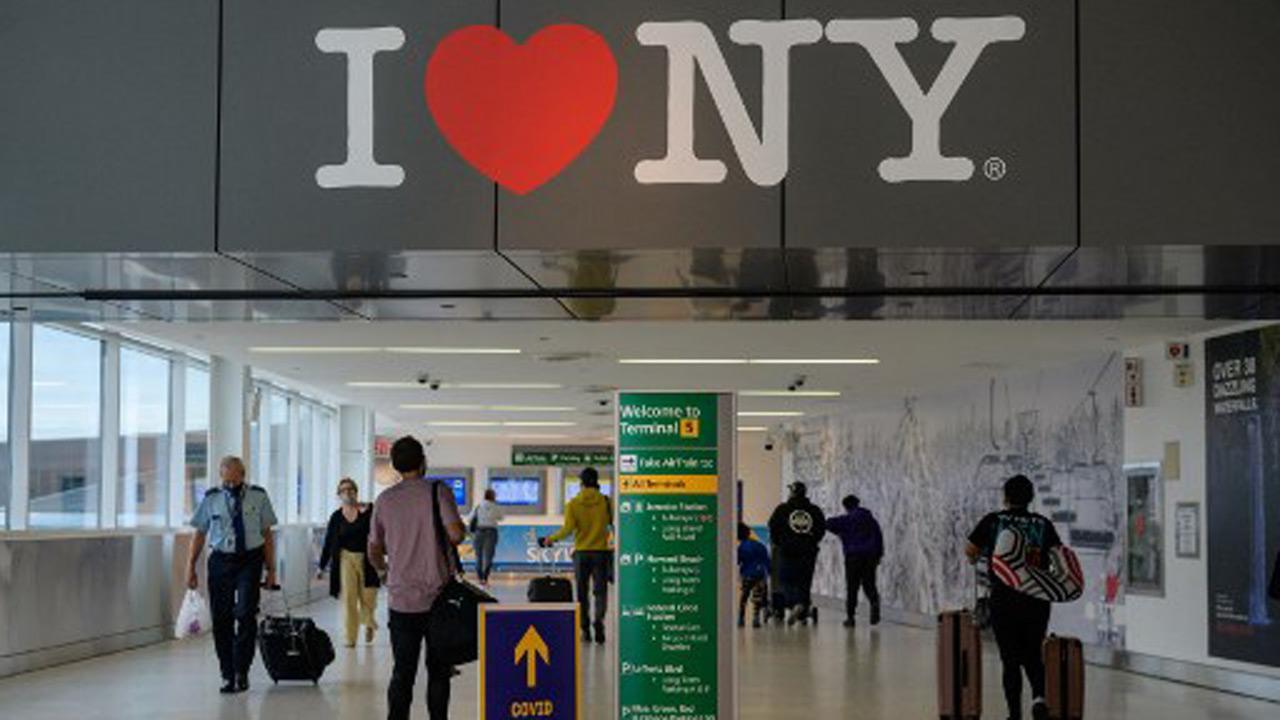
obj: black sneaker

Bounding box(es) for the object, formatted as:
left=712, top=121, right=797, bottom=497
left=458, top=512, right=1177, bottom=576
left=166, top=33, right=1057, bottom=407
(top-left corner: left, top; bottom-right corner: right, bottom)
left=219, top=678, right=238, bottom=694
left=870, top=606, right=881, bottom=626
left=581, top=629, right=592, bottom=643
left=236, top=674, right=249, bottom=692
left=843, top=618, right=856, bottom=628
left=1031, top=700, right=1049, bottom=720
left=593, top=623, right=606, bottom=644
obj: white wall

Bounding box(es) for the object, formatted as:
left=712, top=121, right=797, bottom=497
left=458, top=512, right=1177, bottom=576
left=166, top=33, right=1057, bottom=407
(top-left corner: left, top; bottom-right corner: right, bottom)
left=1124, top=323, right=1280, bottom=677
left=737, top=438, right=783, bottom=525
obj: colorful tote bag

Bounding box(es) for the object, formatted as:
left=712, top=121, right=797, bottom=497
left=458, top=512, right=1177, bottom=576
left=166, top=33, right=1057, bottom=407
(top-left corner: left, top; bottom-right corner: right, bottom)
left=991, top=525, right=1085, bottom=603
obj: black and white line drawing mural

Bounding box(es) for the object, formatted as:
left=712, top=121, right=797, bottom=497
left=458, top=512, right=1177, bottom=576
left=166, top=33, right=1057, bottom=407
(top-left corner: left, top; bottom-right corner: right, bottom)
left=792, top=354, right=1125, bottom=648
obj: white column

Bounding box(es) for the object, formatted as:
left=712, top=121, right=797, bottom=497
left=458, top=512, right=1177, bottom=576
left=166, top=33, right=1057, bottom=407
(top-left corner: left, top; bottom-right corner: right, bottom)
left=8, top=323, right=32, bottom=531
left=209, top=356, right=249, bottom=466
left=339, top=404, right=372, bottom=491
left=99, top=340, right=120, bottom=529
left=167, top=358, right=187, bottom=527
left=286, top=398, right=300, bottom=524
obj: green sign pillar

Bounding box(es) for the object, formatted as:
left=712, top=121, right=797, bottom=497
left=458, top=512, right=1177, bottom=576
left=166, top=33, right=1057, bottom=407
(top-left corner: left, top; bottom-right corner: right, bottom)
left=615, top=392, right=736, bottom=720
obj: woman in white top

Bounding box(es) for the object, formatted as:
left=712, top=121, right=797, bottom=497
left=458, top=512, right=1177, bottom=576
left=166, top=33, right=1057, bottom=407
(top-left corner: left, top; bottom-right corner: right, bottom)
left=470, top=489, right=505, bottom=586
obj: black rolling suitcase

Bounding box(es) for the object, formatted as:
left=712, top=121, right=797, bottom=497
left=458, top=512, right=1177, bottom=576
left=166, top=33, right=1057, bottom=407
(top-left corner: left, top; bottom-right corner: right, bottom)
left=258, top=591, right=335, bottom=684
left=527, top=553, right=575, bottom=602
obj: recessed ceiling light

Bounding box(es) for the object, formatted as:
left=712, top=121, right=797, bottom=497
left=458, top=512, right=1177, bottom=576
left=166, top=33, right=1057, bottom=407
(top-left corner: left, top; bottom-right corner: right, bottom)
left=748, top=358, right=878, bottom=365
left=739, top=390, right=841, bottom=397
left=446, top=383, right=563, bottom=390
left=400, top=404, right=576, bottom=412
left=617, top=358, right=877, bottom=365
left=738, top=426, right=769, bottom=432
left=385, top=347, right=521, bottom=355
left=251, top=346, right=380, bottom=354
left=349, top=382, right=563, bottom=390
left=434, top=432, right=574, bottom=440
left=738, top=411, right=805, bottom=417
left=618, top=358, right=747, bottom=365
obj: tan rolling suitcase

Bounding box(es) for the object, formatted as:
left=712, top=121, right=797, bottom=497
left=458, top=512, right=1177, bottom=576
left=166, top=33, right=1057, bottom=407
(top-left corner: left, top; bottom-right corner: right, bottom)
left=938, top=610, right=982, bottom=720
left=1043, top=634, right=1085, bottom=720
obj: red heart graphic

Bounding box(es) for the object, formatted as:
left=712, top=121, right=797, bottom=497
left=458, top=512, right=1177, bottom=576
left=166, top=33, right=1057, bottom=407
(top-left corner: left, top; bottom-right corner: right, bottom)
left=425, top=24, right=618, bottom=195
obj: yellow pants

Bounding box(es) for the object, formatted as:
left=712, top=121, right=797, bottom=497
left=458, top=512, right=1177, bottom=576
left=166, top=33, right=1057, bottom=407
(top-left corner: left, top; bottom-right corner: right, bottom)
left=339, top=550, right=378, bottom=645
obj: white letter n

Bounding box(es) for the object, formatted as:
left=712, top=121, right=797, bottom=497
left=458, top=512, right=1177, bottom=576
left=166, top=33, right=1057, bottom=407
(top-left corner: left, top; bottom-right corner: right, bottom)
left=826, top=17, right=1025, bottom=183
left=315, top=27, right=405, bottom=189
left=634, top=20, right=823, bottom=186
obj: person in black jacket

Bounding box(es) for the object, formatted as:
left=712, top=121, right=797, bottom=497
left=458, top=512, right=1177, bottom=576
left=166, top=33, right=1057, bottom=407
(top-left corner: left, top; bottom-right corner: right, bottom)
left=768, top=482, right=827, bottom=626
left=318, top=478, right=381, bottom=648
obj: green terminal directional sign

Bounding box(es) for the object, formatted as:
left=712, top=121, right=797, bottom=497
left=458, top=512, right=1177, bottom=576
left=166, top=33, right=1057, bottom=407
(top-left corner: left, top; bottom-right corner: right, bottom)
left=511, top=445, right=615, bottom=467
left=616, top=392, right=734, bottom=720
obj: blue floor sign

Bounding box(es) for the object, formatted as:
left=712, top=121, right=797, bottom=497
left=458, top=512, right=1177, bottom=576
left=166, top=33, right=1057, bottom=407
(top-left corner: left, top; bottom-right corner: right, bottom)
left=481, top=605, right=580, bottom=720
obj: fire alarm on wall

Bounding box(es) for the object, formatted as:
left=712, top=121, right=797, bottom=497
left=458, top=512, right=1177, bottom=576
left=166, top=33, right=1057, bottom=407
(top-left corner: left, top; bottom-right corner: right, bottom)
left=1166, top=342, right=1191, bottom=361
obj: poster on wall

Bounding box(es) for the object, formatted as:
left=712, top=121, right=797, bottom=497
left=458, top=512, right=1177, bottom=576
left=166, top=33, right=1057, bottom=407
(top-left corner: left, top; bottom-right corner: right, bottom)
left=1205, top=326, right=1280, bottom=667
left=1125, top=464, right=1164, bottom=596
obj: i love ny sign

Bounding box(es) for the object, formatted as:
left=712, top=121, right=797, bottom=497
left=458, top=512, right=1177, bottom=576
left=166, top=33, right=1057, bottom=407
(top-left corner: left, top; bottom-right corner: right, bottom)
left=319, top=17, right=1023, bottom=194
left=219, top=1, right=1074, bottom=252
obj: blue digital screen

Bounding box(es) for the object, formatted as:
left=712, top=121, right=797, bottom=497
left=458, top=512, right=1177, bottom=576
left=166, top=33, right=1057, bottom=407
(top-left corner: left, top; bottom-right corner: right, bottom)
left=489, top=475, right=542, bottom=506
left=429, top=475, right=468, bottom=507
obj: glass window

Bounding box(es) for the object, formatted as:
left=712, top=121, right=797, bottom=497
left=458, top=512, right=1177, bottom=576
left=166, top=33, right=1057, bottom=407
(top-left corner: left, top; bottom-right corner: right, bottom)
left=184, top=365, right=211, bottom=518
left=118, top=348, right=170, bottom=528
left=295, top=402, right=313, bottom=522
left=265, top=391, right=290, bottom=510
left=0, top=324, right=10, bottom=529
left=30, top=326, right=102, bottom=529
left=314, top=409, right=334, bottom=522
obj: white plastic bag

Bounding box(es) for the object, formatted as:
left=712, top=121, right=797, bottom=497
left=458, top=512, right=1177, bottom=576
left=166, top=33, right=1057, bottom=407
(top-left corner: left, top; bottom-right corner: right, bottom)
left=175, top=589, right=212, bottom=640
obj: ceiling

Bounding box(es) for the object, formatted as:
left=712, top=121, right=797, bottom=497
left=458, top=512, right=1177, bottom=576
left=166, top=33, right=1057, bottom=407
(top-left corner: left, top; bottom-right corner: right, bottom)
left=120, top=318, right=1230, bottom=442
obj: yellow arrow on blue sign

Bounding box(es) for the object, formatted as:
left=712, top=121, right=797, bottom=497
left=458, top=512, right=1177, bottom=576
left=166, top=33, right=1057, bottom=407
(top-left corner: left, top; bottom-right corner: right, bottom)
left=514, top=625, right=550, bottom=688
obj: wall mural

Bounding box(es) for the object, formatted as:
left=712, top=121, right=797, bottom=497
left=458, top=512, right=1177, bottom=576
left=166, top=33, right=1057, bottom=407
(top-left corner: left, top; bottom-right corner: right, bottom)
left=791, top=354, right=1125, bottom=648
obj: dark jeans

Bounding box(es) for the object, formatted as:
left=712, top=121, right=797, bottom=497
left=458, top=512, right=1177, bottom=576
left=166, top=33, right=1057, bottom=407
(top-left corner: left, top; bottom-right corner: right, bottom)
left=739, top=577, right=767, bottom=623
left=208, top=548, right=264, bottom=681
left=990, top=590, right=1052, bottom=719
left=388, top=609, right=453, bottom=720
left=574, top=551, right=611, bottom=631
left=843, top=555, right=881, bottom=621
left=473, top=528, right=498, bottom=582
left=780, top=551, right=817, bottom=610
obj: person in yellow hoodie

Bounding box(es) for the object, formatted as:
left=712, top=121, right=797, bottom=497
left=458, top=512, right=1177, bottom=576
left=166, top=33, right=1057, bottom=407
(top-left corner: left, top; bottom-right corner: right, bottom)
left=538, top=467, right=613, bottom=643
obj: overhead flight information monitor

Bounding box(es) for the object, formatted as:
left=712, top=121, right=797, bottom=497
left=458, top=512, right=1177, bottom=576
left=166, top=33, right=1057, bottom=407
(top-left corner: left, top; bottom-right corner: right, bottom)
left=486, top=468, right=547, bottom=515
left=427, top=467, right=474, bottom=514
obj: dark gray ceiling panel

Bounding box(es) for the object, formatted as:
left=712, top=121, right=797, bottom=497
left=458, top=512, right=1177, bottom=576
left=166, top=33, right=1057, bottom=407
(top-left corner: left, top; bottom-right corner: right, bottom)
left=497, top=0, right=781, bottom=250
left=218, top=0, right=496, bottom=252
left=787, top=1, right=1076, bottom=248
left=1080, top=0, right=1280, bottom=246
left=0, top=0, right=217, bottom=253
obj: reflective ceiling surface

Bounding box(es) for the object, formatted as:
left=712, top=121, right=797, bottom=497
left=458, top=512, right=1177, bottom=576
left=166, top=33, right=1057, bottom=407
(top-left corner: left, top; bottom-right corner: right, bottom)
left=1, top=245, right=1278, bottom=322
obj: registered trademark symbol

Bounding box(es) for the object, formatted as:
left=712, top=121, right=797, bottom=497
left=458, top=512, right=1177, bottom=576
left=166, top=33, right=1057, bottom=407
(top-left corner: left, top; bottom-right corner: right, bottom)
left=983, top=156, right=1007, bottom=181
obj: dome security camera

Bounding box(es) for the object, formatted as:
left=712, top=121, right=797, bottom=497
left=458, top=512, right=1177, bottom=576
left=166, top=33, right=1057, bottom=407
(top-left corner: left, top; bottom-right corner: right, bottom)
left=416, top=373, right=430, bottom=386
left=429, top=379, right=442, bottom=391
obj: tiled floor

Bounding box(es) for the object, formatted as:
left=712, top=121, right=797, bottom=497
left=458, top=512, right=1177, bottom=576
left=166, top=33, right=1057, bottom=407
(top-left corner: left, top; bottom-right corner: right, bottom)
left=0, top=579, right=1275, bottom=719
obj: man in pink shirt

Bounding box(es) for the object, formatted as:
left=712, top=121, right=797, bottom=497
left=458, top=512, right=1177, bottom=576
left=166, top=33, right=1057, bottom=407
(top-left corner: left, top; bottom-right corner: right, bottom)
left=370, top=436, right=465, bottom=720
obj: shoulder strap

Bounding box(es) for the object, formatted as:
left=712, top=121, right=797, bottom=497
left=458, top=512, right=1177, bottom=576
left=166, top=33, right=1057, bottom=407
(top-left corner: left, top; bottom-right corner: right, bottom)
left=429, top=481, right=461, bottom=575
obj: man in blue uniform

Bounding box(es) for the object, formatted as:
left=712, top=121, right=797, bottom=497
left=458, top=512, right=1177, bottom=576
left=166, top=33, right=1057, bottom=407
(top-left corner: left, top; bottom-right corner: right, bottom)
left=185, top=456, right=278, bottom=694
